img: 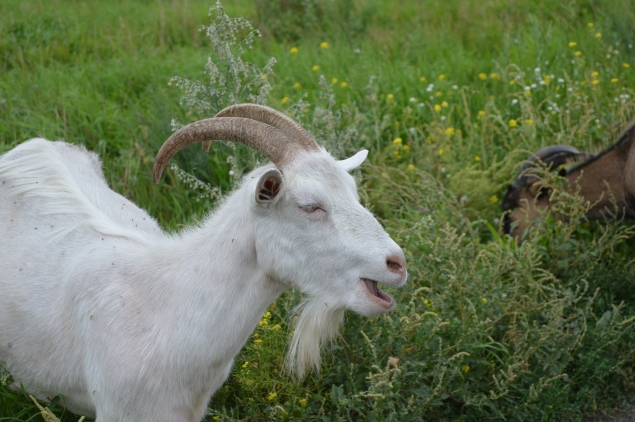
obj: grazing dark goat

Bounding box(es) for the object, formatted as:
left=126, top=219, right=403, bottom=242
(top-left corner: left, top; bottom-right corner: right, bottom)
left=502, top=116, right=635, bottom=240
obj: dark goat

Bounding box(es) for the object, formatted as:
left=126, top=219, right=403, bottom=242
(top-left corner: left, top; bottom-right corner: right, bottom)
left=502, top=116, right=635, bottom=239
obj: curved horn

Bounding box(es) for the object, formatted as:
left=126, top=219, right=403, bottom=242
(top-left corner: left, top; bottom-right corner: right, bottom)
left=153, top=117, right=303, bottom=184
left=512, top=145, right=584, bottom=189
left=200, top=104, right=320, bottom=153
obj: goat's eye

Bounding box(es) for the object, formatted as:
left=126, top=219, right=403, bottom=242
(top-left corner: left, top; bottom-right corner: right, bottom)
left=299, top=204, right=323, bottom=213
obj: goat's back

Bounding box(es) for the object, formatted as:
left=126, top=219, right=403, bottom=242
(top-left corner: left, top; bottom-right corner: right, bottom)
left=0, top=139, right=161, bottom=237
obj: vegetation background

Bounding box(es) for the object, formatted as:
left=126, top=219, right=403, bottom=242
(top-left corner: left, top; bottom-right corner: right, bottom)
left=1, top=0, right=635, bottom=420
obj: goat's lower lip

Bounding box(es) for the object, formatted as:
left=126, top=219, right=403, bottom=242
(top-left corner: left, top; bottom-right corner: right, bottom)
left=361, top=278, right=394, bottom=308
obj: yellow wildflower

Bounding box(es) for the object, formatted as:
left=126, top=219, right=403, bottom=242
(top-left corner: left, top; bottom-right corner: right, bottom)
left=312, top=65, right=320, bottom=71
left=242, top=361, right=249, bottom=368
left=490, top=72, right=501, bottom=80
left=591, top=71, right=599, bottom=78
left=272, top=324, right=281, bottom=330
left=268, top=392, right=277, bottom=401
left=290, top=47, right=299, bottom=54
left=595, top=32, right=602, bottom=38
left=574, top=51, right=582, bottom=57
left=281, top=96, right=289, bottom=104
left=445, top=127, right=455, bottom=136
left=461, top=365, right=470, bottom=374
left=320, top=41, right=329, bottom=49
left=592, top=79, right=600, bottom=85
left=424, top=299, right=434, bottom=307
left=299, top=398, right=308, bottom=405
left=258, top=319, right=268, bottom=327
left=624, top=63, right=631, bottom=68
left=293, top=82, right=301, bottom=89
left=387, top=93, right=394, bottom=100
left=480, top=297, right=488, bottom=303
left=254, top=339, right=263, bottom=344
left=588, top=22, right=594, bottom=28
left=435, top=91, right=443, bottom=97
left=420, top=76, right=427, bottom=82
left=434, top=104, right=442, bottom=112
left=568, top=41, right=577, bottom=48
left=438, top=149, right=443, bottom=156
left=611, top=78, right=619, bottom=83
left=403, top=145, right=411, bottom=154
left=474, top=155, right=481, bottom=162
left=543, top=75, right=551, bottom=85
left=340, top=81, right=348, bottom=88
left=331, top=77, right=338, bottom=84
left=478, top=73, right=487, bottom=80
left=477, top=110, right=485, bottom=120
left=407, top=163, right=415, bottom=170
left=393, top=137, right=402, bottom=145
left=438, top=74, right=446, bottom=81
left=490, top=195, right=498, bottom=204
left=508, top=119, right=518, bottom=128
left=524, top=90, right=532, bottom=96
left=509, top=80, right=516, bottom=85
left=524, top=119, right=534, bottom=125
left=441, top=101, right=449, bottom=108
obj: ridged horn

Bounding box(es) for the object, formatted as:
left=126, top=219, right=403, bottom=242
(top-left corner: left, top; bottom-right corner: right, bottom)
left=153, top=117, right=304, bottom=184
left=201, top=104, right=319, bottom=153
left=511, top=145, right=583, bottom=189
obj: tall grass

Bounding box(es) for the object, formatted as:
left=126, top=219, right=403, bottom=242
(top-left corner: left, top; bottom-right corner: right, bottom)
left=1, top=0, right=635, bottom=420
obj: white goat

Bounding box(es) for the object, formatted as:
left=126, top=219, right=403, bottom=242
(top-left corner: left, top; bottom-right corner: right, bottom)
left=0, top=104, right=407, bottom=422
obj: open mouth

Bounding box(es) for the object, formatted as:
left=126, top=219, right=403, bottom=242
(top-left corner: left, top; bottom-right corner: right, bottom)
left=362, top=278, right=394, bottom=308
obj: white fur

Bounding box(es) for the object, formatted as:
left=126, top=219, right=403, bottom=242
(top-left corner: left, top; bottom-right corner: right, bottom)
left=0, top=138, right=406, bottom=421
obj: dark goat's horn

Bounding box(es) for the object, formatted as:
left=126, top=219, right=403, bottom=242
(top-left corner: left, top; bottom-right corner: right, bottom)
left=153, top=117, right=306, bottom=184
left=200, top=104, right=320, bottom=153
left=512, top=145, right=584, bottom=189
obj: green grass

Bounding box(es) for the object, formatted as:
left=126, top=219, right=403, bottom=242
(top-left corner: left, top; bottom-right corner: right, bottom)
left=1, top=0, right=635, bottom=420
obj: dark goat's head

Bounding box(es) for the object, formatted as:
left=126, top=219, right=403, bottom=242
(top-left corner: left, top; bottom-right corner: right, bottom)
left=502, top=145, right=589, bottom=239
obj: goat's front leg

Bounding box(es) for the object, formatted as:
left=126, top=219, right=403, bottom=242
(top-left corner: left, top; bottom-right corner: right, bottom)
left=94, top=395, right=212, bottom=422
left=92, top=361, right=232, bottom=422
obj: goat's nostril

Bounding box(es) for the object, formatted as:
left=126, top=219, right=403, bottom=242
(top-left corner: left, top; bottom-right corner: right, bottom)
left=387, top=256, right=406, bottom=274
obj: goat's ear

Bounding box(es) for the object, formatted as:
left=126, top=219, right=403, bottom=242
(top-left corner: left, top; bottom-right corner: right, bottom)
left=255, top=168, right=284, bottom=205
left=338, top=150, right=368, bottom=172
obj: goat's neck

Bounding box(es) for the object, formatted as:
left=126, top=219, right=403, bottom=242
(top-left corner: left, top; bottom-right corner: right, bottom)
left=623, top=129, right=635, bottom=211
left=150, top=191, right=285, bottom=361
left=567, top=129, right=635, bottom=219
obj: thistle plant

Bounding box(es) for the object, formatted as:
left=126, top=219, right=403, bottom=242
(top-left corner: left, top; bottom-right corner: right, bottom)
left=167, top=2, right=365, bottom=199
left=168, top=1, right=276, bottom=195
left=170, top=1, right=276, bottom=120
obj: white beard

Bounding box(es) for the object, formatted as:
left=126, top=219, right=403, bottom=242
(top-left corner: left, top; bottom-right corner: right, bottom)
left=285, top=295, right=346, bottom=379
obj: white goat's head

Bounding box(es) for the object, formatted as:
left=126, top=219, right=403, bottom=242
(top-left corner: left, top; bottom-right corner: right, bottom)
left=154, top=104, right=407, bottom=378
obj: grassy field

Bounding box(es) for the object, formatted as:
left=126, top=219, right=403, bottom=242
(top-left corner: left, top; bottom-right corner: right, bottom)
left=2, top=0, right=635, bottom=420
